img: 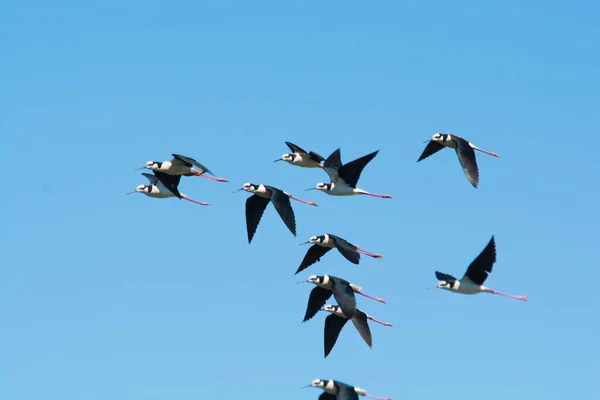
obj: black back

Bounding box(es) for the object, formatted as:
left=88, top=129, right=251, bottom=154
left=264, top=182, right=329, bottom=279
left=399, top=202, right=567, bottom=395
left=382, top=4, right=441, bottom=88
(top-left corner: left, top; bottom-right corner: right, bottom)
left=152, top=171, right=182, bottom=197
left=308, top=151, right=325, bottom=163
left=417, top=140, right=445, bottom=162
left=141, top=172, right=160, bottom=186
left=245, top=194, right=271, bottom=243
left=334, top=381, right=359, bottom=400
left=264, top=185, right=297, bottom=237
left=350, top=309, right=373, bottom=349
left=463, top=236, right=496, bottom=285
left=337, top=150, right=379, bottom=188
left=329, top=234, right=360, bottom=264
left=324, top=313, right=349, bottom=358
left=318, top=393, right=336, bottom=400
left=296, top=245, right=332, bottom=274
left=303, top=286, right=333, bottom=322
left=435, top=271, right=457, bottom=288
left=285, top=141, right=308, bottom=154
left=172, top=153, right=212, bottom=174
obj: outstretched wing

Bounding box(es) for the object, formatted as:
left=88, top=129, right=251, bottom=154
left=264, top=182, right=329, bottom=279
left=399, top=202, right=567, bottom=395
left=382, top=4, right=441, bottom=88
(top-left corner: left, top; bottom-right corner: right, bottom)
left=296, top=245, right=332, bottom=274
left=435, top=271, right=457, bottom=288
left=329, top=234, right=360, bottom=265
left=308, top=151, right=325, bottom=163
left=455, top=139, right=479, bottom=188
left=245, top=194, right=271, bottom=243
left=265, top=186, right=296, bottom=237
left=351, top=310, right=373, bottom=348
left=141, top=173, right=159, bottom=186
left=463, top=236, right=496, bottom=285
left=334, top=381, right=360, bottom=400
left=152, top=171, right=182, bottom=197
left=323, top=148, right=343, bottom=182
left=171, top=154, right=212, bottom=175
left=285, top=141, right=308, bottom=155
left=324, top=314, right=349, bottom=357
left=417, top=140, right=445, bottom=162
left=337, top=150, right=379, bottom=188
left=318, top=393, right=336, bottom=400
left=303, top=286, right=332, bottom=322
left=330, top=278, right=357, bottom=320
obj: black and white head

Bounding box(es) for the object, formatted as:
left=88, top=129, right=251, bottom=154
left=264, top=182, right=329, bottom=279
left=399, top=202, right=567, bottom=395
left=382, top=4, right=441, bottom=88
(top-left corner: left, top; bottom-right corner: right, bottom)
left=308, top=235, right=325, bottom=244
left=431, top=133, right=446, bottom=143
left=307, top=275, right=324, bottom=285
left=241, top=182, right=259, bottom=193
left=281, top=153, right=294, bottom=162
left=322, top=304, right=339, bottom=313
left=311, top=378, right=327, bottom=389
left=314, top=182, right=331, bottom=192
left=134, top=184, right=150, bottom=193
left=144, top=161, right=159, bottom=170
left=437, top=280, right=452, bottom=290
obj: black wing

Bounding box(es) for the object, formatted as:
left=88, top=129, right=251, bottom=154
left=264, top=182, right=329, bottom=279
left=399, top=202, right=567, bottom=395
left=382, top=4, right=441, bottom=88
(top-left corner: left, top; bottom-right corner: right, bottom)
left=334, top=381, right=360, bottom=400
left=265, top=186, right=296, bottom=237
left=337, top=150, right=379, bottom=188
left=330, top=277, right=357, bottom=319
left=435, top=271, right=457, bottom=288
left=417, top=140, right=446, bottom=162
left=323, top=148, right=342, bottom=182
left=172, top=154, right=212, bottom=174
left=245, top=194, right=271, bottom=243
left=295, top=245, right=332, bottom=275
left=329, top=234, right=360, bottom=265
left=303, top=286, right=332, bottom=322
left=455, top=139, right=479, bottom=188
left=351, top=310, right=373, bottom=348
left=141, top=173, right=159, bottom=186
left=285, top=141, right=308, bottom=155
left=463, top=236, right=496, bottom=285
left=152, top=171, right=182, bottom=197
left=324, top=314, right=349, bottom=357
left=318, top=393, right=336, bottom=400
left=308, top=151, right=325, bottom=163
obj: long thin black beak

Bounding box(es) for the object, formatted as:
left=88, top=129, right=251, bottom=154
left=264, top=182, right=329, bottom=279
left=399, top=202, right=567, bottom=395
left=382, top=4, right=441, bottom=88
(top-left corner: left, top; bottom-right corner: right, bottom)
left=296, top=281, right=310, bottom=284
left=273, top=158, right=283, bottom=162
left=422, top=139, right=430, bottom=143
left=298, top=241, right=310, bottom=246
left=232, top=188, right=244, bottom=193
left=134, top=166, right=146, bottom=170
left=426, top=286, right=438, bottom=290
left=125, top=191, right=136, bottom=195
left=300, top=385, right=313, bottom=389
left=305, top=187, right=317, bottom=191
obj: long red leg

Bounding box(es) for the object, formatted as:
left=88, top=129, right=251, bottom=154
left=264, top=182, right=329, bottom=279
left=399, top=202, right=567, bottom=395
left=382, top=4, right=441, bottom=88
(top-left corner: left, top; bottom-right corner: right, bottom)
left=286, top=193, right=318, bottom=207
left=356, top=291, right=386, bottom=304
left=180, top=195, right=210, bottom=206
left=356, top=247, right=383, bottom=259
left=363, top=193, right=392, bottom=199
left=367, top=316, right=393, bottom=327
left=483, top=288, right=528, bottom=301
left=190, top=170, right=228, bottom=182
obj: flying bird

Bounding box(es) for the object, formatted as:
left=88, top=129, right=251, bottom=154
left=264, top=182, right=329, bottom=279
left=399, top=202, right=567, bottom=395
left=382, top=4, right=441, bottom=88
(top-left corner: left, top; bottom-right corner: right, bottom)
left=320, top=304, right=392, bottom=358
left=431, top=236, right=528, bottom=302
left=296, top=234, right=383, bottom=274
left=417, top=133, right=499, bottom=188
left=309, top=149, right=392, bottom=198
left=274, top=141, right=325, bottom=168
left=300, top=275, right=386, bottom=323
left=126, top=172, right=209, bottom=206
left=304, top=378, right=392, bottom=400
left=236, top=183, right=318, bottom=243
left=137, top=153, right=228, bottom=182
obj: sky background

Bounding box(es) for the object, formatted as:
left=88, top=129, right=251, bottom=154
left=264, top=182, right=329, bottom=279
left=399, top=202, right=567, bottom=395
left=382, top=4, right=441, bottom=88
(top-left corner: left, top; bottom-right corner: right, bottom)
left=2, top=1, right=599, bottom=399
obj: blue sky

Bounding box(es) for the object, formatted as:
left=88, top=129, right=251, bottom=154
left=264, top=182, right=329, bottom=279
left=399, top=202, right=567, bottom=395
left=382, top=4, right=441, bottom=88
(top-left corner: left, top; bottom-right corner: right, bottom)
left=2, top=1, right=599, bottom=399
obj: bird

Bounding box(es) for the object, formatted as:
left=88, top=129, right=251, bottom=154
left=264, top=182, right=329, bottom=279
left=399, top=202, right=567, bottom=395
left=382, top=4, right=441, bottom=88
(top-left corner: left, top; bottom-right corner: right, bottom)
left=320, top=304, right=392, bottom=358
left=137, top=153, right=228, bottom=182
left=274, top=141, right=325, bottom=168
left=417, top=133, right=499, bottom=188
left=126, top=172, right=209, bottom=206
left=303, top=378, right=392, bottom=400
left=296, top=234, right=383, bottom=274
left=300, top=275, right=387, bottom=323
left=235, top=183, right=318, bottom=243
left=308, top=149, right=392, bottom=198
left=430, top=236, right=528, bottom=302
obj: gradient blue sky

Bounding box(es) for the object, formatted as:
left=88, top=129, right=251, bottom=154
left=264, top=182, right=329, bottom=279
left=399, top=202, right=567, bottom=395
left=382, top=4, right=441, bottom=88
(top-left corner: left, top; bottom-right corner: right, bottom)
left=2, top=1, right=599, bottom=399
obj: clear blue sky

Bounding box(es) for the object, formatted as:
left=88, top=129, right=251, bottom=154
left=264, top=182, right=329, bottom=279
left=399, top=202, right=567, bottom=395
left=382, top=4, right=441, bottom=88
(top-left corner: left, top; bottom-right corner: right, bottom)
left=2, top=1, right=599, bottom=399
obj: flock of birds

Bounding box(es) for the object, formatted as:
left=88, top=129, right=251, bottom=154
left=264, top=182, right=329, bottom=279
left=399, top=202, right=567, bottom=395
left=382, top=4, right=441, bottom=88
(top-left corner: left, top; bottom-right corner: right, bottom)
left=128, top=134, right=527, bottom=400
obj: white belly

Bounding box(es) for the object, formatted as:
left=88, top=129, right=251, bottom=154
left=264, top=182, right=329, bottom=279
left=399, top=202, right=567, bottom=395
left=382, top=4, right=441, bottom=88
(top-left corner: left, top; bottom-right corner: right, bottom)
left=290, top=156, right=321, bottom=168
left=328, top=183, right=357, bottom=196
left=160, top=164, right=191, bottom=175
left=454, top=280, right=482, bottom=295
left=146, top=185, right=175, bottom=198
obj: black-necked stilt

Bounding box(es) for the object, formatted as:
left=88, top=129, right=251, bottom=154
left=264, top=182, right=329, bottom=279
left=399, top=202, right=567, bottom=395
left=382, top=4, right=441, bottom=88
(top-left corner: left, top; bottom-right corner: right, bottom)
left=430, top=236, right=528, bottom=302
left=126, top=172, right=209, bottom=206
left=417, top=133, right=499, bottom=188
left=235, top=183, right=318, bottom=243
left=300, top=275, right=386, bottom=323
left=137, top=153, right=228, bottom=182
left=320, top=304, right=392, bottom=358
left=274, top=141, right=325, bottom=168
left=296, top=234, right=383, bottom=274
left=303, top=379, right=392, bottom=400
left=309, top=149, right=392, bottom=198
